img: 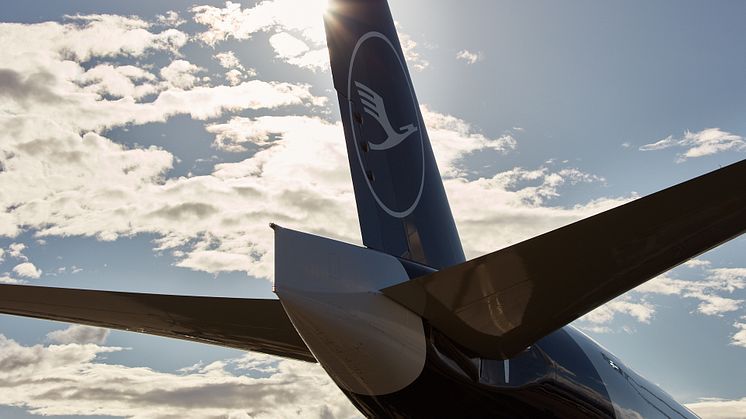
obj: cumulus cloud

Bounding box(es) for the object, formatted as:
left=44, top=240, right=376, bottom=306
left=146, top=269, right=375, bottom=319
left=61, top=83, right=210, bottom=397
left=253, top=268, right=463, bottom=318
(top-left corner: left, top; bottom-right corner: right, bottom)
left=7, top=243, right=27, bottom=261
left=11, top=262, right=41, bottom=279
left=423, top=105, right=516, bottom=176
left=0, top=16, right=323, bottom=132
left=215, top=51, right=243, bottom=70
left=0, top=275, right=22, bottom=284
left=415, top=107, right=621, bottom=257
left=192, top=1, right=426, bottom=72
left=78, top=64, right=159, bottom=99
left=156, top=11, right=185, bottom=27
left=732, top=319, right=746, bottom=349
left=269, top=32, right=328, bottom=71
left=639, top=128, right=745, bottom=162
left=0, top=69, right=64, bottom=105
left=191, top=0, right=328, bottom=46
left=9, top=14, right=188, bottom=62
left=269, top=32, right=310, bottom=58
left=635, top=268, right=745, bottom=316
left=193, top=1, right=331, bottom=71
left=687, top=397, right=746, bottom=419
left=445, top=167, right=619, bottom=257
left=576, top=263, right=746, bottom=335
left=207, top=115, right=336, bottom=152
left=580, top=298, right=655, bottom=326
left=215, top=52, right=256, bottom=85
left=202, top=106, right=617, bottom=272
left=4, top=114, right=356, bottom=278
left=47, top=325, right=110, bottom=345
left=683, top=258, right=711, bottom=269
left=2, top=84, right=618, bottom=281
left=456, top=49, right=484, bottom=64
left=396, top=25, right=429, bottom=71
left=0, top=335, right=359, bottom=419
left=160, top=59, right=205, bottom=89
left=0, top=7, right=623, bottom=281
left=223, top=69, right=241, bottom=86
left=0, top=13, right=327, bottom=280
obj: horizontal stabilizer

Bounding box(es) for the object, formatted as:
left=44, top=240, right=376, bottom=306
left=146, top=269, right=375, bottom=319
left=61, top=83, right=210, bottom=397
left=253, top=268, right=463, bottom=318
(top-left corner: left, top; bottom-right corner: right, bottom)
left=0, top=285, right=315, bottom=362
left=383, top=159, right=746, bottom=359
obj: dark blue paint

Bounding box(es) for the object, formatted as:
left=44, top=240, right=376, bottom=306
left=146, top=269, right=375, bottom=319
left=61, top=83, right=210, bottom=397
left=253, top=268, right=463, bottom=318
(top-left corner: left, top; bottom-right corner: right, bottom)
left=326, top=0, right=464, bottom=269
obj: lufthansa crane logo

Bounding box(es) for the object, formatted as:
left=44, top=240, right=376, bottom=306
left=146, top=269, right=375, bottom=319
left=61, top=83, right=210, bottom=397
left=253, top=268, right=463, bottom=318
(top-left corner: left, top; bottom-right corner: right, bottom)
left=348, top=31, right=425, bottom=218
left=354, top=81, right=418, bottom=151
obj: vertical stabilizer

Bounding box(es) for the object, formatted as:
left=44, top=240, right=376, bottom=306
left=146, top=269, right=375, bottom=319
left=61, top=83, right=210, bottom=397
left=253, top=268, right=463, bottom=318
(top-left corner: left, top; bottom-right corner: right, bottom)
left=325, top=0, right=465, bottom=269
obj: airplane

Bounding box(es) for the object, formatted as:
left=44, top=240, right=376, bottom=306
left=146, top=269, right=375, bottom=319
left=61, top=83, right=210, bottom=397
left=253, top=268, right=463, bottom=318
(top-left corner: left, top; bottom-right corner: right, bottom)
left=1, top=0, right=745, bottom=417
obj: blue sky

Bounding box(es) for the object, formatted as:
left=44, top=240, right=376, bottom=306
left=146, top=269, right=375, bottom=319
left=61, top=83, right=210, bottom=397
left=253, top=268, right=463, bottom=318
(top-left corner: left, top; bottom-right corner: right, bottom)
left=0, top=0, right=745, bottom=417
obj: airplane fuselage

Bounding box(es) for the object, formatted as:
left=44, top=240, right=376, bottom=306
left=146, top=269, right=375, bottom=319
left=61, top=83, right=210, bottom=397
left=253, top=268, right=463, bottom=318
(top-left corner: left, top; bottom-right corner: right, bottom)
left=342, top=324, right=695, bottom=418
left=274, top=229, right=697, bottom=418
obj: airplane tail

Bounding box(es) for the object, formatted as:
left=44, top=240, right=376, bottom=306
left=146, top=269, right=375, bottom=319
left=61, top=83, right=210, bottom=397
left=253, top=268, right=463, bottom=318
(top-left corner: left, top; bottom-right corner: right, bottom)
left=324, top=0, right=746, bottom=362
left=324, top=0, right=465, bottom=269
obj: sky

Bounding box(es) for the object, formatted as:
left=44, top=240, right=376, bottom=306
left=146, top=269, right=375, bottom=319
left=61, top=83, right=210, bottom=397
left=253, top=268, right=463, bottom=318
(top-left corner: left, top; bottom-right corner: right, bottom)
left=0, top=0, right=745, bottom=417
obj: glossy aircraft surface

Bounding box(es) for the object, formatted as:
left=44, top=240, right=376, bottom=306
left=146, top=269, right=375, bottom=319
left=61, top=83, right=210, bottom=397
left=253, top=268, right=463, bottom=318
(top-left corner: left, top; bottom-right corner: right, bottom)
left=1, top=0, right=745, bottom=417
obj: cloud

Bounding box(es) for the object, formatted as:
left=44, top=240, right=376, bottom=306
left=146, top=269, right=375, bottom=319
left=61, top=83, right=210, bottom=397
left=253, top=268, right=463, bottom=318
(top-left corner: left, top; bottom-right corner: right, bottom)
left=47, top=325, right=110, bottom=345
left=201, top=107, right=615, bottom=274
left=0, top=17, right=323, bottom=133
left=683, top=258, right=711, bottom=269
left=456, top=49, right=484, bottom=64
left=4, top=90, right=617, bottom=281
left=687, top=397, right=746, bottom=419
left=215, top=51, right=244, bottom=70
left=0, top=275, right=22, bottom=284
left=576, top=263, right=746, bottom=335
left=639, top=128, right=745, bottom=162
left=396, top=26, right=429, bottom=71
left=215, top=52, right=256, bottom=85
left=156, top=11, right=185, bottom=27
left=269, top=32, right=328, bottom=71
left=4, top=114, right=356, bottom=279
left=1, top=9, right=624, bottom=283
left=0, top=13, right=327, bottom=281
left=192, top=0, right=328, bottom=46
left=7, top=243, right=26, bottom=260
left=224, top=69, right=242, bottom=86
left=11, top=262, right=41, bottom=279
left=0, top=69, right=64, bottom=105
left=423, top=105, right=516, bottom=177
left=445, top=169, right=619, bottom=257
left=580, top=298, right=655, bottom=325
left=207, top=115, right=336, bottom=152
left=192, top=1, right=426, bottom=72
left=5, top=14, right=189, bottom=63
left=160, top=59, right=205, bottom=89
left=0, top=335, right=360, bottom=419
left=418, top=106, right=621, bottom=258
left=636, top=269, right=745, bottom=316
left=732, top=319, right=746, bottom=349
left=78, top=64, right=159, bottom=99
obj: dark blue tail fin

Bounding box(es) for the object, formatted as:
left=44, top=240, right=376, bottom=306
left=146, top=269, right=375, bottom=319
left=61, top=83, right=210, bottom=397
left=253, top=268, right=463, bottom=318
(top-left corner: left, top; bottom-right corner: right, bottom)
left=324, top=0, right=465, bottom=269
